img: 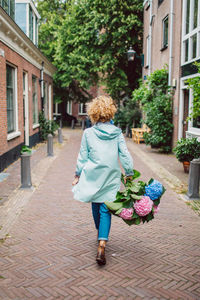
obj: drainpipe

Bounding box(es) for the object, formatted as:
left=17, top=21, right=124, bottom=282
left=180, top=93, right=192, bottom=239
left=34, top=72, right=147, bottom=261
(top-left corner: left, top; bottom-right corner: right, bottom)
left=168, top=0, right=174, bottom=87
left=149, top=0, right=153, bottom=75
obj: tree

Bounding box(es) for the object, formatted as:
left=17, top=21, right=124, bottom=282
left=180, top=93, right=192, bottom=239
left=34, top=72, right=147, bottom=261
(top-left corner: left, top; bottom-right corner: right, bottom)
left=36, top=0, right=143, bottom=102
left=130, top=68, right=173, bottom=153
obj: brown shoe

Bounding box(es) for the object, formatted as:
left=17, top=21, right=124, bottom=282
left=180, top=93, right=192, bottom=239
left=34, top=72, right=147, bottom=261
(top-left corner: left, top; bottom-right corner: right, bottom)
left=96, top=240, right=106, bottom=265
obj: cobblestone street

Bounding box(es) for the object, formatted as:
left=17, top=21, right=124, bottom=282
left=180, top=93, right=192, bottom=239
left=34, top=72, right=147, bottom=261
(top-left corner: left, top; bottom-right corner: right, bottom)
left=0, top=129, right=200, bottom=299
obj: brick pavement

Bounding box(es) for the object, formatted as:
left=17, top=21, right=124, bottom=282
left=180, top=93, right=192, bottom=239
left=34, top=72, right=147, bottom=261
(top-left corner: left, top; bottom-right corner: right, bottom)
left=0, top=129, right=200, bottom=299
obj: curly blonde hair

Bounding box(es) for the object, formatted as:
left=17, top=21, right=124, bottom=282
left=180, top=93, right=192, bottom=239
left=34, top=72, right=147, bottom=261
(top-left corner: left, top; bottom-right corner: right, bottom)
left=87, top=96, right=117, bottom=124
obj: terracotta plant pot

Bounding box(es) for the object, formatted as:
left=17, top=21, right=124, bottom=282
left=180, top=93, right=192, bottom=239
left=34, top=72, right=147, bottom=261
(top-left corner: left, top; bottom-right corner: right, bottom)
left=183, top=161, right=190, bottom=173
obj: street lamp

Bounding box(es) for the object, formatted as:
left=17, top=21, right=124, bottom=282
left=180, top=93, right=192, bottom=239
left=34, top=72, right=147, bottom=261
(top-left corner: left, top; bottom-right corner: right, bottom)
left=127, top=47, right=144, bottom=66
left=127, top=46, right=136, bottom=61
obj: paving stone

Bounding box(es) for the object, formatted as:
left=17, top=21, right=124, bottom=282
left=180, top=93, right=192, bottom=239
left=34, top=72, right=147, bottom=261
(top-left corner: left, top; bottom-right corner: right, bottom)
left=0, top=129, right=200, bottom=299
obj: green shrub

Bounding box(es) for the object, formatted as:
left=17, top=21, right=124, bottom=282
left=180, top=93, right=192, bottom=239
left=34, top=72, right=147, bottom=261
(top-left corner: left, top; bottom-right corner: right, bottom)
left=173, top=137, right=200, bottom=162
left=133, top=67, right=173, bottom=153
left=39, top=111, right=59, bottom=141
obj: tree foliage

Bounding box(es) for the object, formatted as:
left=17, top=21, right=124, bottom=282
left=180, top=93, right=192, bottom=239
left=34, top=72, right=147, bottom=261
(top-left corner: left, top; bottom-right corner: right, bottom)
left=132, top=68, right=173, bottom=153
left=36, top=0, right=143, bottom=102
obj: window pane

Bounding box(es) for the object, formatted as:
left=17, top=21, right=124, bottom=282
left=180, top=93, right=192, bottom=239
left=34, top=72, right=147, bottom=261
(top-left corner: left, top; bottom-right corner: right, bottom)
left=191, top=34, right=197, bottom=59
left=193, top=116, right=200, bottom=128
left=193, top=0, right=198, bottom=29
left=2, top=0, right=9, bottom=14
left=29, top=7, right=33, bottom=41
left=83, top=104, right=87, bottom=114
left=15, top=4, right=26, bottom=33
left=35, top=17, right=38, bottom=46
left=185, top=39, right=189, bottom=62
left=10, top=0, right=15, bottom=20
left=6, top=65, right=15, bottom=133
left=186, top=0, right=190, bottom=34
left=163, top=17, right=168, bottom=47
left=32, top=77, right=38, bottom=124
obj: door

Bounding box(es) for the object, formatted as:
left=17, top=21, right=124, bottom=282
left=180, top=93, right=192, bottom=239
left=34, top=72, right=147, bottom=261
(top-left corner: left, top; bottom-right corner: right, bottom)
left=23, top=72, right=29, bottom=145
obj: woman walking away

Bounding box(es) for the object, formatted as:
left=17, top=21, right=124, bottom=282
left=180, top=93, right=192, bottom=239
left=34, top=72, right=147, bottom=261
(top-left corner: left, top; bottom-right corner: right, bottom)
left=72, top=96, right=133, bottom=265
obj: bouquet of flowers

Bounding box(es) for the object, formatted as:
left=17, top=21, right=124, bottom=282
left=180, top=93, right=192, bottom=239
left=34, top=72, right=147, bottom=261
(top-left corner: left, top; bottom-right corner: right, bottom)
left=104, top=170, right=165, bottom=225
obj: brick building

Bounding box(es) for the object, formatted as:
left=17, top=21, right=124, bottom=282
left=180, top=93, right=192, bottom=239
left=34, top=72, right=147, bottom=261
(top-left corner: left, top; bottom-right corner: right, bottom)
left=0, top=0, right=56, bottom=172
left=143, top=0, right=200, bottom=145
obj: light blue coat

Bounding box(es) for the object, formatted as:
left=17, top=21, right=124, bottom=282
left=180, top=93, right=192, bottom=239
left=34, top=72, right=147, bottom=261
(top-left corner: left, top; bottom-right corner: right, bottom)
left=72, top=122, right=133, bottom=203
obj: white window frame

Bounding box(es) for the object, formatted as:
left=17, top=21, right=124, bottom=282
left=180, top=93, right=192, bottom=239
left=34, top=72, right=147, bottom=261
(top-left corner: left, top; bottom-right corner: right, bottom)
left=78, top=103, right=87, bottom=115
left=178, top=73, right=200, bottom=139
left=6, top=63, right=21, bottom=141
left=66, top=100, right=72, bottom=115
left=181, top=0, right=200, bottom=65
left=32, top=76, right=39, bottom=128
left=162, top=15, right=169, bottom=49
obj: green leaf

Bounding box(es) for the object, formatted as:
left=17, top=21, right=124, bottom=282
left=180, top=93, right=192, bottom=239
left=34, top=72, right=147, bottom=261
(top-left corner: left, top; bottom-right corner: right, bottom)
left=122, top=219, right=136, bottom=226
left=131, top=194, right=142, bottom=200
left=132, top=170, right=141, bottom=180
left=104, top=201, right=123, bottom=211
left=134, top=218, right=141, bottom=225
left=122, top=200, right=133, bottom=209
left=115, top=208, right=123, bottom=215
left=153, top=199, right=160, bottom=206
left=132, top=212, right=139, bottom=219
left=148, top=178, right=154, bottom=185
left=146, top=213, right=154, bottom=222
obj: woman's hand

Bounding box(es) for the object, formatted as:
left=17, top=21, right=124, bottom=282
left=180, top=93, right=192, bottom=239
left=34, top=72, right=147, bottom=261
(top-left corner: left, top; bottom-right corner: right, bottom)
left=72, top=176, right=79, bottom=186
left=124, top=176, right=133, bottom=184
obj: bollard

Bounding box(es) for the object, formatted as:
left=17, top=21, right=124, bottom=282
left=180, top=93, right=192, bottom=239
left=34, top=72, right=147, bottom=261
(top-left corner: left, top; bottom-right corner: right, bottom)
left=47, top=134, right=54, bottom=156
left=59, top=118, right=62, bottom=128
left=20, top=153, right=32, bottom=188
left=58, top=128, right=63, bottom=143
left=71, top=119, right=75, bottom=129
left=82, top=119, right=85, bottom=130
left=187, top=159, right=200, bottom=199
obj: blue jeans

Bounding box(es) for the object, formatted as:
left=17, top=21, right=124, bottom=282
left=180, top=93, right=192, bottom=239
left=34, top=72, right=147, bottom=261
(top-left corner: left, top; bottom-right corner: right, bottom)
left=92, top=203, right=111, bottom=241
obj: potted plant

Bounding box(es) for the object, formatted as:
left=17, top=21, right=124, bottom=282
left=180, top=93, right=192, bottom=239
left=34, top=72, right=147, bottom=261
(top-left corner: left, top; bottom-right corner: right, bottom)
left=173, top=138, right=200, bottom=173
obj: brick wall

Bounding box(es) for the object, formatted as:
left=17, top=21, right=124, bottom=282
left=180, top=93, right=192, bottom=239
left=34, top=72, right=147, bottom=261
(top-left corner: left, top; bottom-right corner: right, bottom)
left=0, top=41, right=53, bottom=157
left=142, top=0, right=182, bottom=145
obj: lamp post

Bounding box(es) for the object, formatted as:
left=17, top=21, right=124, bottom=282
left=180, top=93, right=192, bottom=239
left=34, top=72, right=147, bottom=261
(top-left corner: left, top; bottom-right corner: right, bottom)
left=40, top=61, right=44, bottom=111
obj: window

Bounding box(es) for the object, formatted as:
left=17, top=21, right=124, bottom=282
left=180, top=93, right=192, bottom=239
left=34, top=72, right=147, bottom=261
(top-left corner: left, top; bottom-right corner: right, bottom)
left=35, top=17, right=38, bottom=46
left=79, top=103, right=87, bottom=115
left=162, top=16, right=168, bottom=48
left=182, top=0, right=200, bottom=64
left=158, top=0, right=164, bottom=5
left=6, top=65, right=16, bottom=133
left=43, top=82, right=49, bottom=119
left=66, top=101, right=72, bottom=115
left=29, top=6, right=34, bottom=41
left=0, top=0, right=15, bottom=19
left=15, top=4, right=26, bottom=34
left=32, top=76, right=38, bottom=125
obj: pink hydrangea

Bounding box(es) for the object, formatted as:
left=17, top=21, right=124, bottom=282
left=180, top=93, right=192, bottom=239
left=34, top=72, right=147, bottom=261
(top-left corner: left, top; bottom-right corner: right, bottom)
left=134, top=196, right=153, bottom=217
left=153, top=205, right=160, bottom=214
left=119, top=208, right=134, bottom=220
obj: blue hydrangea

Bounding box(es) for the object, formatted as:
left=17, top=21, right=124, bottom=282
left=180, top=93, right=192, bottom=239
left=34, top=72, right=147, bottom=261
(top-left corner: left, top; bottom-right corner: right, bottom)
left=145, top=180, right=163, bottom=200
